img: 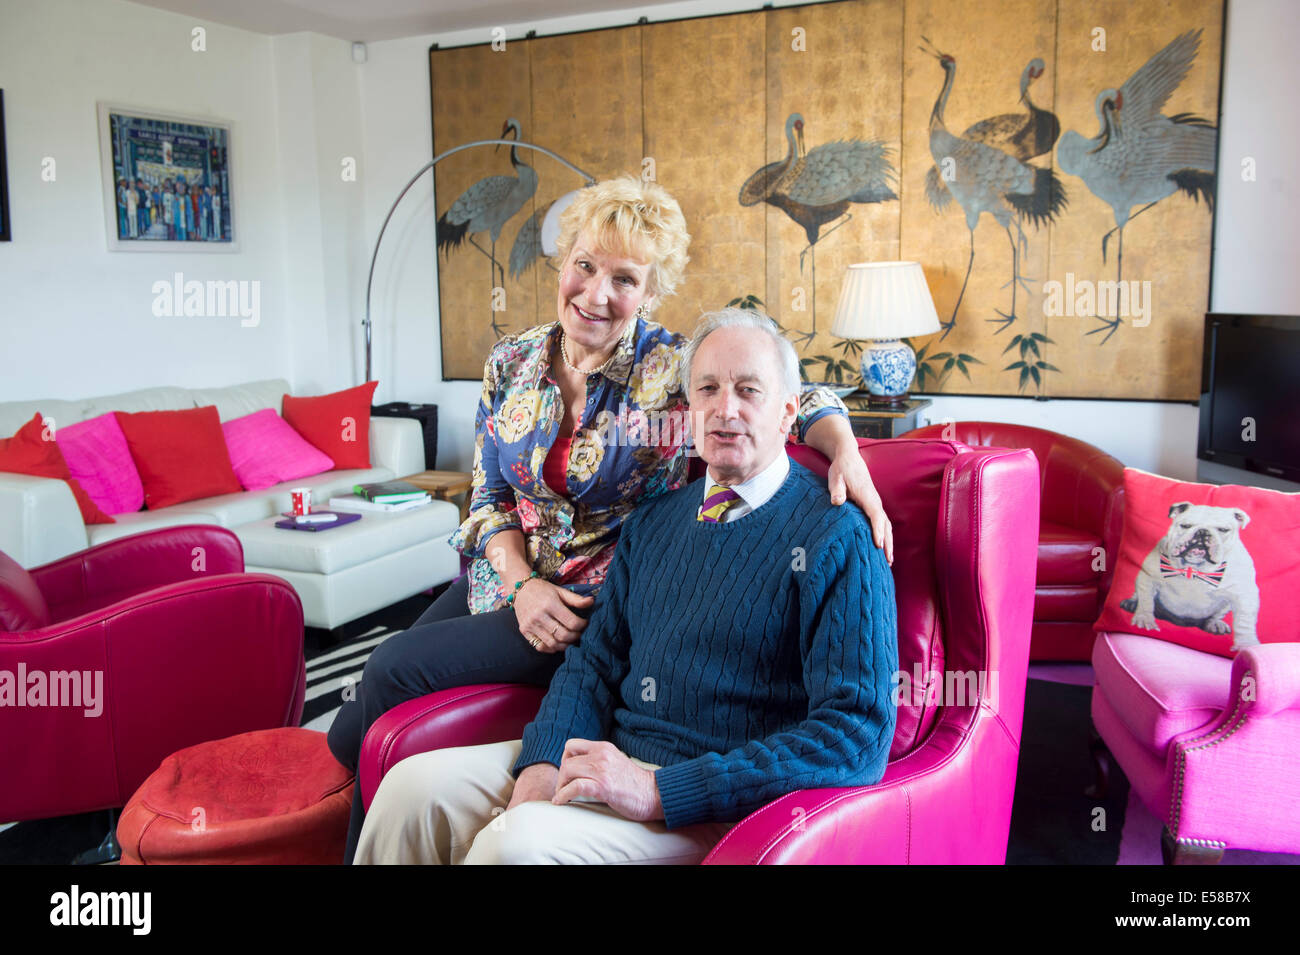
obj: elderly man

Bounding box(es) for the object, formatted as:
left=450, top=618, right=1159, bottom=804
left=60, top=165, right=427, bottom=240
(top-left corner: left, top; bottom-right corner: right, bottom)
left=355, top=308, right=897, bottom=864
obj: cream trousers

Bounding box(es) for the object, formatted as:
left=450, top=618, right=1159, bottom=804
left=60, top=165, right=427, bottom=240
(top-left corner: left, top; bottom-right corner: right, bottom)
left=353, top=740, right=732, bottom=865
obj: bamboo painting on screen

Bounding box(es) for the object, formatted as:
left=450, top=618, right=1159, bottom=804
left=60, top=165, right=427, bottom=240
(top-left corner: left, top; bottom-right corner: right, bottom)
left=429, top=0, right=1223, bottom=401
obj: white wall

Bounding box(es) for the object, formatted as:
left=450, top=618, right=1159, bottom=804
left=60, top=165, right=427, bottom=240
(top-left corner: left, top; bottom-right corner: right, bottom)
left=358, top=0, right=1298, bottom=476
left=272, top=31, right=368, bottom=396
left=1209, top=0, right=1300, bottom=314
left=0, top=0, right=293, bottom=400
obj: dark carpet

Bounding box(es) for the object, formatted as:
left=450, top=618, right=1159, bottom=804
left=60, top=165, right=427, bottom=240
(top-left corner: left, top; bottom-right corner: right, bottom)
left=1007, top=678, right=1129, bottom=864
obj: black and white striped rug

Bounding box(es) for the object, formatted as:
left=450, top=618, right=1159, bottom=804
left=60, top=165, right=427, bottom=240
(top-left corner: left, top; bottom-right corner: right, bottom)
left=299, top=591, right=439, bottom=732
left=300, top=627, right=398, bottom=731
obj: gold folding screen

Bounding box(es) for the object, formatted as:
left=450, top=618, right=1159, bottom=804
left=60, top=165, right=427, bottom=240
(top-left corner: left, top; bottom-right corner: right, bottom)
left=431, top=0, right=1223, bottom=399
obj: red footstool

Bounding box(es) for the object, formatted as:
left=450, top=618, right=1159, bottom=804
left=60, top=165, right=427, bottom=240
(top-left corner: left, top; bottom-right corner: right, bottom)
left=117, top=727, right=353, bottom=865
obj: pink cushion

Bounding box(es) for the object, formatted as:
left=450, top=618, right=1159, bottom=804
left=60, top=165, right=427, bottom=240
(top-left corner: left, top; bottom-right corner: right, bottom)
left=221, top=409, right=335, bottom=491
left=1092, top=632, right=1230, bottom=752
left=0, top=549, right=50, bottom=632
left=55, top=413, right=145, bottom=515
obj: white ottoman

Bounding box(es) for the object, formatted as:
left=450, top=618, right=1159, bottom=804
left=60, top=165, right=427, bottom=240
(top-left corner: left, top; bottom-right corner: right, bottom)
left=235, top=502, right=461, bottom=630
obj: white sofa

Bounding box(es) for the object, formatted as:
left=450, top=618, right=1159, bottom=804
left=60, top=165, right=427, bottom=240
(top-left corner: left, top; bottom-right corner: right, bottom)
left=0, top=379, right=461, bottom=629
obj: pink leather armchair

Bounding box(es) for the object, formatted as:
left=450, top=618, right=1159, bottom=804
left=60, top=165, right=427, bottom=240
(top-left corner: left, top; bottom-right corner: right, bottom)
left=902, top=422, right=1124, bottom=661
left=360, top=437, right=1040, bottom=864
left=1091, top=633, right=1300, bottom=863
left=0, top=525, right=306, bottom=823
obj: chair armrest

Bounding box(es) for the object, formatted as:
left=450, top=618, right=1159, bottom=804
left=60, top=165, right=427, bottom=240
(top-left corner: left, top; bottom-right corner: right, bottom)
left=0, top=572, right=304, bottom=821
left=1229, top=643, right=1300, bottom=718
left=29, top=525, right=245, bottom=622
left=704, top=702, right=1024, bottom=864
left=1158, top=642, right=1300, bottom=851
left=360, top=683, right=546, bottom=809
left=0, top=472, right=89, bottom=569
left=369, top=417, right=425, bottom=479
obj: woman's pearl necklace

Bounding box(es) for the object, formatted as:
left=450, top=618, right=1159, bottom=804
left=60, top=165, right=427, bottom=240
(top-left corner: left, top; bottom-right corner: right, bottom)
left=559, top=331, right=616, bottom=376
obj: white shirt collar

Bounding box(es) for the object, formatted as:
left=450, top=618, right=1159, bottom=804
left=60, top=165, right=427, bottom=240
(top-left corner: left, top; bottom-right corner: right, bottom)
left=704, top=451, right=790, bottom=515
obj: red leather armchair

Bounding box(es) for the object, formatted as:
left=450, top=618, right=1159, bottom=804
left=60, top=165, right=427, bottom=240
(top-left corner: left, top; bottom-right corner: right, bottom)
left=360, top=438, right=1040, bottom=864
left=0, top=525, right=306, bottom=823
left=903, top=422, right=1124, bottom=661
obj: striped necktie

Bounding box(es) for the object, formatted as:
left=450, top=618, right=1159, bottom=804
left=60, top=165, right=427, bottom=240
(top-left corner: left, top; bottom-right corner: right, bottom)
left=699, top=484, right=742, bottom=523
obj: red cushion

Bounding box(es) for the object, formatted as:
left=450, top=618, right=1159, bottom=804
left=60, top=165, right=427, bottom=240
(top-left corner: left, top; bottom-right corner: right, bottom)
left=1094, top=468, right=1300, bottom=656
left=0, top=413, right=114, bottom=525
left=281, top=381, right=378, bottom=470
left=115, top=406, right=242, bottom=509
left=116, top=728, right=354, bottom=865
left=0, top=548, right=51, bottom=631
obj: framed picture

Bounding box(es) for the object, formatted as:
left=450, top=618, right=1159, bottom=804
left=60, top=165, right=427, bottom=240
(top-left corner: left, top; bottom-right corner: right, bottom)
left=96, top=103, right=237, bottom=252
left=0, top=90, right=11, bottom=242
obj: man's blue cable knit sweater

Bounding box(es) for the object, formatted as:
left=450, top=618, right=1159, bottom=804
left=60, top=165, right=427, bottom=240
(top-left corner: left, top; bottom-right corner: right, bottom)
left=513, top=459, right=898, bottom=829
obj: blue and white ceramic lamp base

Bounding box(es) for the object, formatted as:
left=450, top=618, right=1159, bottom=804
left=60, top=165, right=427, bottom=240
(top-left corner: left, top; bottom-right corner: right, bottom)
left=861, top=338, right=917, bottom=405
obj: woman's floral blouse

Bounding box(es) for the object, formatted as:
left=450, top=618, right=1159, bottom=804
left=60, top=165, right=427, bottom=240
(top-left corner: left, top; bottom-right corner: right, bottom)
left=448, top=315, right=848, bottom=613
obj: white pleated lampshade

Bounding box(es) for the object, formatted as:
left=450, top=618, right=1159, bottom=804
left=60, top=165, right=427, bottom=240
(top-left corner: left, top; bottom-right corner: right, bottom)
left=829, top=261, right=941, bottom=340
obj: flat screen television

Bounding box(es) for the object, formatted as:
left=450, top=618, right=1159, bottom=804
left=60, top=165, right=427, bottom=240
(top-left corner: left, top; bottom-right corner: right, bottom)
left=1197, top=313, right=1300, bottom=491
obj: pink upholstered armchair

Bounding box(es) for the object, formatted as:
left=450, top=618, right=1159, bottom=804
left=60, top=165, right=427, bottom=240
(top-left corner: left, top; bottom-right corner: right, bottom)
left=1091, top=633, right=1300, bottom=863
left=360, top=438, right=1039, bottom=863
left=0, top=525, right=306, bottom=823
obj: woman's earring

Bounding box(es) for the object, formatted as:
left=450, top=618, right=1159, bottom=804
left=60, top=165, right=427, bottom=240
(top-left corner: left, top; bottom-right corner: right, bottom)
left=635, top=303, right=649, bottom=322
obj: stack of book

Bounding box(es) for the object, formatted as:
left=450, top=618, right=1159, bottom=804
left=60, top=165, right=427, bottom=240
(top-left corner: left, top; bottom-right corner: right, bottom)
left=328, top=480, right=432, bottom=513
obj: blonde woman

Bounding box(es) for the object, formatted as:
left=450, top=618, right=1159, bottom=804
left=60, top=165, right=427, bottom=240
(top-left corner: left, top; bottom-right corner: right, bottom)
left=328, top=174, right=892, bottom=862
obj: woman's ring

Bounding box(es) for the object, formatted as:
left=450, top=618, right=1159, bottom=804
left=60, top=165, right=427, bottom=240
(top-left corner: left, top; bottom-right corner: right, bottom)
left=528, top=636, right=541, bottom=650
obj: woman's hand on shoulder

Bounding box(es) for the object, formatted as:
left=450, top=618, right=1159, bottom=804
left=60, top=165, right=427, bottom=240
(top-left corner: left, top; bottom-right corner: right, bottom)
left=828, top=448, right=894, bottom=566
left=513, top=579, right=595, bottom=653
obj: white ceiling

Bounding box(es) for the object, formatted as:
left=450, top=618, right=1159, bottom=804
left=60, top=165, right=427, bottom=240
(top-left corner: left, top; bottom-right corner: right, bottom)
left=125, top=0, right=693, bottom=42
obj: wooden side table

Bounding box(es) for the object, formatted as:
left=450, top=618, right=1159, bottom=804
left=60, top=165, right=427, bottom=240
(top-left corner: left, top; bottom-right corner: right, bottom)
left=400, top=470, right=473, bottom=522
left=841, top=396, right=932, bottom=439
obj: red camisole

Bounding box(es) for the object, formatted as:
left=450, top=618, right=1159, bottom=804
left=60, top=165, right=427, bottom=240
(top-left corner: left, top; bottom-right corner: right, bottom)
left=543, top=434, right=572, bottom=497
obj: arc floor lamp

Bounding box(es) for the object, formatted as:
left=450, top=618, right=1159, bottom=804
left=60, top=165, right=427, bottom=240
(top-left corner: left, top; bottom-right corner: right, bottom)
left=362, top=139, right=597, bottom=383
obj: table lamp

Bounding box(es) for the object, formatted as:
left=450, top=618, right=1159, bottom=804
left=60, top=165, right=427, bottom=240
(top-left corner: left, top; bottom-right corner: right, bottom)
left=829, top=261, right=940, bottom=407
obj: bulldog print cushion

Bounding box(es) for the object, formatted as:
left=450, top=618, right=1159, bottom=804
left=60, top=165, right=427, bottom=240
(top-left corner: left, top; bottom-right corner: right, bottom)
left=1094, top=468, right=1300, bottom=656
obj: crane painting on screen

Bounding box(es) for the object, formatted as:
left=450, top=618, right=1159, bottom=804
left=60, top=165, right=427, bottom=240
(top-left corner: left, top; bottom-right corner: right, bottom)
left=962, top=58, right=1060, bottom=162
left=1057, top=30, right=1217, bottom=344
left=921, top=39, right=1067, bottom=339
left=507, top=198, right=558, bottom=282
left=739, top=112, right=897, bottom=349
left=436, top=118, right=539, bottom=338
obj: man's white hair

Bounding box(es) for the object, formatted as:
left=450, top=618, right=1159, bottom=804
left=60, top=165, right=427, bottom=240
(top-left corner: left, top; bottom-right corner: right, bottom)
left=680, top=307, right=801, bottom=398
